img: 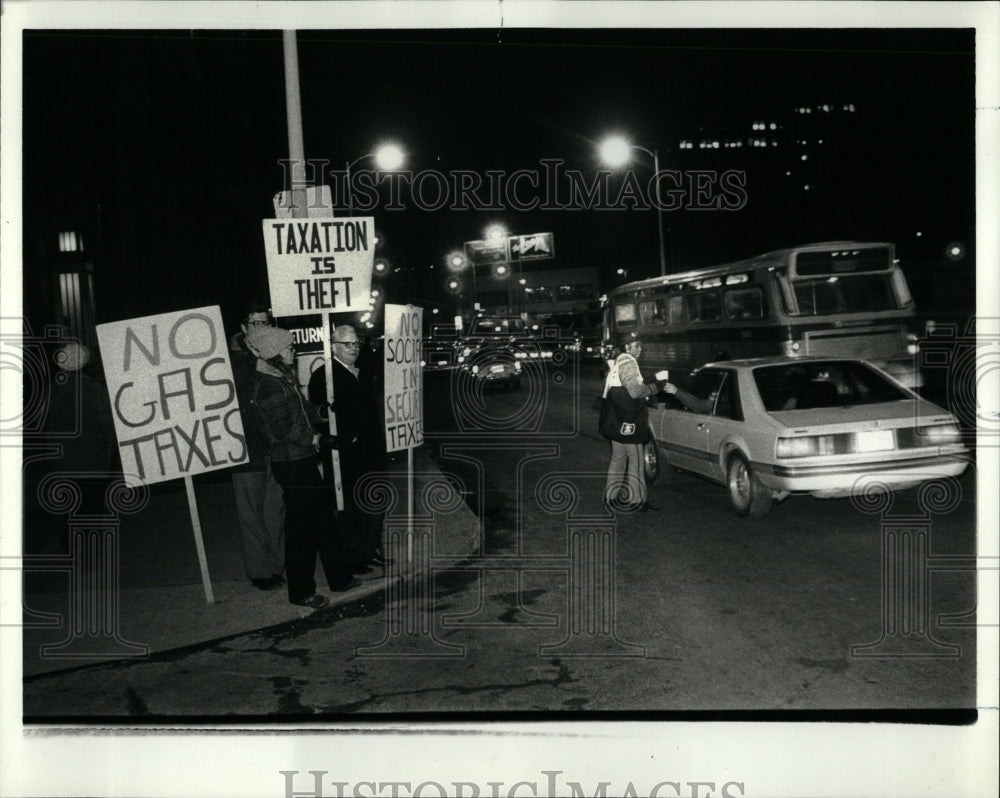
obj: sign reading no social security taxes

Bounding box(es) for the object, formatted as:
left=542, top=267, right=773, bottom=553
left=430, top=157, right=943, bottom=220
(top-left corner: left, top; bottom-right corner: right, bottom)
left=97, top=306, right=247, bottom=487
left=262, top=217, right=375, bottom=318
left=384, top=304, right=423, bottom=452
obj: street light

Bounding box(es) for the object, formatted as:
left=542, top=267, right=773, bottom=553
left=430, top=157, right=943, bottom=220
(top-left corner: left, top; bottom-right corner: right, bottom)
left=345, top=141, right=406, bottom=214
left=599, top=134, right=668, bottom=276
left=485, top=223, right=507, bottom=243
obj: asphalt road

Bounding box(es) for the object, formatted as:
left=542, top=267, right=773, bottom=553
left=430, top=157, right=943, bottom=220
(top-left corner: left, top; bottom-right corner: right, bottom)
left=22, top=360, right=979, bottom=719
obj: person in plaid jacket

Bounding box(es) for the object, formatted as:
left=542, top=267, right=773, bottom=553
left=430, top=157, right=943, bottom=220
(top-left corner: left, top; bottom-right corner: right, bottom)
left=248, top=325, right=358, bottom=608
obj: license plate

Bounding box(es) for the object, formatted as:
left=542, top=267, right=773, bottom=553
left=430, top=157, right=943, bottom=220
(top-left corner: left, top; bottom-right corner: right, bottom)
left=490, top=364, right=505, bottom=374
left=855, top=430, right=894, bottom=452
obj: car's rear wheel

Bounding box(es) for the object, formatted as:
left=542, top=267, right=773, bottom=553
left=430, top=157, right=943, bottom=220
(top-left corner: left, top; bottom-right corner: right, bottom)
left=642, top=438, right=660, bottom=486
left=727, top=453, right=773, bottom=518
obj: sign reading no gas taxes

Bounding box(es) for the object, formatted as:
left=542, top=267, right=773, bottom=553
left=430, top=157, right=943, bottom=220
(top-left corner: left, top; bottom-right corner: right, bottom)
left=97, top=305, right=247, bottom=487
left=262, top=217, right=374, bottom=317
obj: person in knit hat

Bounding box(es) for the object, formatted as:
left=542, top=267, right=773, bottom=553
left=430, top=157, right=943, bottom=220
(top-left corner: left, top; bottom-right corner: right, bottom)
left=248, top=324, right=358, bottom=608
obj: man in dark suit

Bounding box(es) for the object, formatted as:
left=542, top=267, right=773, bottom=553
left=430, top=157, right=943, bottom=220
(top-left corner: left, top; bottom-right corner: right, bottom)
left=308, top=324, right=387, bottom=572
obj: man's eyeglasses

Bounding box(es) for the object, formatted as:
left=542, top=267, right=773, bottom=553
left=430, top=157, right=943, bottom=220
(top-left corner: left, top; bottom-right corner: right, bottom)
left=247, top=320, right=273, bottom=327
left=334, top=340, right=361, bottom=349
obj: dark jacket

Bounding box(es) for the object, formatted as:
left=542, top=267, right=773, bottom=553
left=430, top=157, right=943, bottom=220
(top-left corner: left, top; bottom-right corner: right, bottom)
left=230, top=334, right=268, bottom=471
left=253, top=370, right=325, bottom=463
left=308, top=359, right=386, bottom=484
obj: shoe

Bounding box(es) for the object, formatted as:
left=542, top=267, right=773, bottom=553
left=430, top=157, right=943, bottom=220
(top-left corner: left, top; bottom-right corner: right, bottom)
left=271, top=573, right=286, bottom=585
left=350, top=563, right=373, bottom=575
left=638, top=501, right=658, bottom=513
left=251, top=577, right=282, bottom=591
left=291, top=594, right=330, bottom=609
left=330, top=577, right=362, bottom=593
left=369, top=554, right=394, bottom=567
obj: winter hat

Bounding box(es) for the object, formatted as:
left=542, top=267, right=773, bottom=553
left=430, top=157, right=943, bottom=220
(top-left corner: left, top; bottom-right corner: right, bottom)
left=56, top=342, right=89, bottom=372
left=247, top=325, right=293, bottom=361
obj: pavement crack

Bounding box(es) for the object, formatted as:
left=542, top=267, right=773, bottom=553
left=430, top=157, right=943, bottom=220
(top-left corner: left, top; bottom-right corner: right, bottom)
left=124, top=686, right=149, bottom=716
left=268, top=676, right=314, bottom=714
left=320, top=658, right=578, bottom=712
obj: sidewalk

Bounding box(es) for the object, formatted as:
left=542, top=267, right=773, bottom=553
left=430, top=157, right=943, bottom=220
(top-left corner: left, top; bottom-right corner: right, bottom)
left=20, top=447, right=479, bottom=678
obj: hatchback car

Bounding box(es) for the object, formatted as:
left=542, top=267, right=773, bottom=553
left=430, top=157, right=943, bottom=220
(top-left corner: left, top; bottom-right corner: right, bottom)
left=646, top=356, right=969, bottom=517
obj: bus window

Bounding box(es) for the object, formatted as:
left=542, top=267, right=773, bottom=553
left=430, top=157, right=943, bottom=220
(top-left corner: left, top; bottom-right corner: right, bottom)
left=614, top=302, right=637, bottom=329
left=667, top=294, right=685, bottom=325
left=791, top=274, right=899, bottom=315
left=723, top=287, right=765, bottom=320
left=639, top=298, right=667, bottom=326
left=684, top=291, right=721, bottom=322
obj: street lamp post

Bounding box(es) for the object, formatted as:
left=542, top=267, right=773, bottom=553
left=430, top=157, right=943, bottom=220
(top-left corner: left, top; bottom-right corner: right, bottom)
left=485, top=224, right=511, bottom=314
left=600, top=136, right=668, bottom=276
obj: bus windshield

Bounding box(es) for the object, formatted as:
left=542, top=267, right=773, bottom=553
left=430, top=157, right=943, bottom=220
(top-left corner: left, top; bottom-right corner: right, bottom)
left=789, top=273, right=900, bottom=316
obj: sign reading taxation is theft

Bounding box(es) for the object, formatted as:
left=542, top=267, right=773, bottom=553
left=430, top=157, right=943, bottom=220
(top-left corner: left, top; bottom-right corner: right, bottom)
left=97, top=306, right=247, bottom=486
left=261, top=217, right=374, bottom=317
left=384, top=304, right=423, bottom=452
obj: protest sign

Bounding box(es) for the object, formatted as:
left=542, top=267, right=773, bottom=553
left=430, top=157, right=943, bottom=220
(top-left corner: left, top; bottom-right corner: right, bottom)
left=97, top=306, right=247, bottom=487
left=384, top=304, right=423, bottom=453
left=261, top=217, right=375, bottom=317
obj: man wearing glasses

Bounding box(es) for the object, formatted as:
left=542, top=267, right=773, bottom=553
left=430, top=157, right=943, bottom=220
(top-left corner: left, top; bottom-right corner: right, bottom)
left=308, top=324, right=389, bottom=573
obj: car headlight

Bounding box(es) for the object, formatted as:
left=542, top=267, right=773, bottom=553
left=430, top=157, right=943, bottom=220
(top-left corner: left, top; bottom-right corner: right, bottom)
left=917, top=423, right=962, bottom=444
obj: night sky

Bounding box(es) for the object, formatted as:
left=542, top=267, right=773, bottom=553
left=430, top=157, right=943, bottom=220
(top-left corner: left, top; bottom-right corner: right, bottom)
left=22, top=27, right=976, bottom=330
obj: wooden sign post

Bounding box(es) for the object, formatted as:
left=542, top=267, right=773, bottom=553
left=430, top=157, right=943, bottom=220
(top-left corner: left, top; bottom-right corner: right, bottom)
left=96, top=305, right=247, bottom=604
left=261, top=217, right=376, bottom=509
left=383, top=304, right=424, bottom=561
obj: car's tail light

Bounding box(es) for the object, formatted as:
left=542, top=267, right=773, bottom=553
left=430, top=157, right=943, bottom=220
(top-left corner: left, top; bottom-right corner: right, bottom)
left=776, top=434, right=850, bottom=458
left=916, top=423, right=962, bottom=444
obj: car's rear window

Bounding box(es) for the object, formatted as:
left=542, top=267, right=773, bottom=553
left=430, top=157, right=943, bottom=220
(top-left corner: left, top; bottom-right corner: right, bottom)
left=752, top=361, right=910, bottom=411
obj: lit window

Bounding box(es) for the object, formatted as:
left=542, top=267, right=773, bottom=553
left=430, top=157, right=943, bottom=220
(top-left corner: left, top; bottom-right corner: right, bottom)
left=58, top=231, right=83, bottom=253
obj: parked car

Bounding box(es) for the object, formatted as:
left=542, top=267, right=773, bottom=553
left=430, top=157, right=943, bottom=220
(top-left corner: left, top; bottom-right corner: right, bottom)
left=645, top=356, right=970, bottom=517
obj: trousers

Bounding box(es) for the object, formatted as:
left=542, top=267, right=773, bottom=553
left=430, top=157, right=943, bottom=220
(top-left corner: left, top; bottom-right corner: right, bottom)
left=270, top=455, right=353, bottom=602
left=232, top=466, right=285, bottom=580
left=605, top=440, right=647, bottom=506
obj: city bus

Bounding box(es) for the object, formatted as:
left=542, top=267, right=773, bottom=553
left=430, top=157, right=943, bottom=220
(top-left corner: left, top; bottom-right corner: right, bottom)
left=602, top=241, right=923, bottom=388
